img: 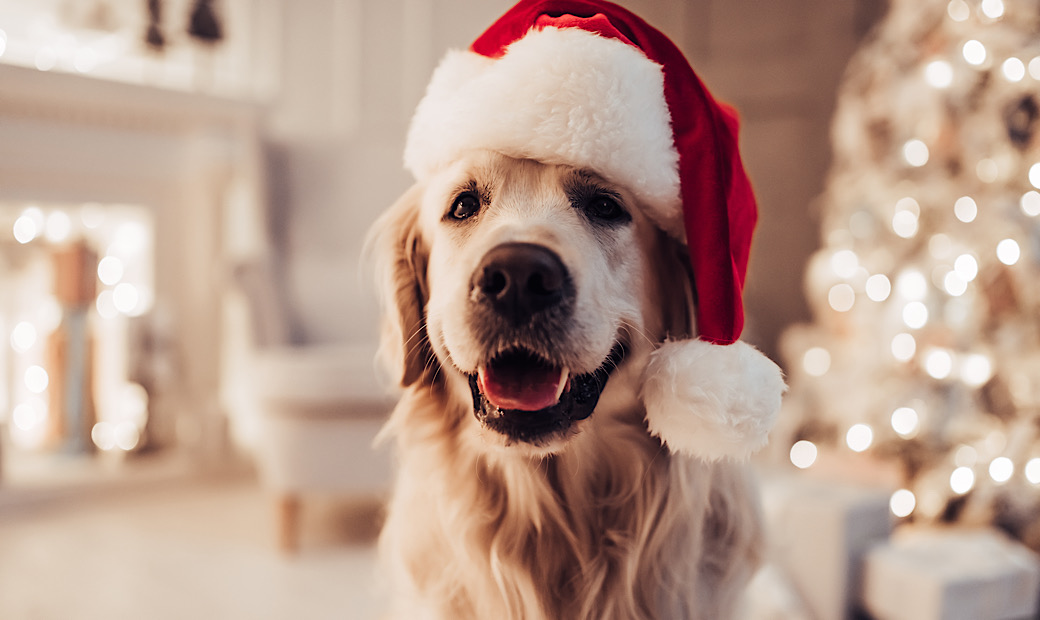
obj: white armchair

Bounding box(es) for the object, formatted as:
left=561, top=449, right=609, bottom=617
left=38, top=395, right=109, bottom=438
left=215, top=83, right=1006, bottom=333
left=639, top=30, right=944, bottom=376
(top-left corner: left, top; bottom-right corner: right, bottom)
left=225, top=258, right=395, bottom=552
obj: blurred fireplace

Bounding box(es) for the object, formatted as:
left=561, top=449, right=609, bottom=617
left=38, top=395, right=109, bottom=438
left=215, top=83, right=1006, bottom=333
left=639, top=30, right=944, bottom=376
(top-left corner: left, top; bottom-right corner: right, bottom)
left=0, top=63, right=265, bottom=487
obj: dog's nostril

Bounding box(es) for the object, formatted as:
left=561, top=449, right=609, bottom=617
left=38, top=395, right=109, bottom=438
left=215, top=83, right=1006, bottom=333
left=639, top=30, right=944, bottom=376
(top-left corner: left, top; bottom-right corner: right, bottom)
left=528, top=272, right=550, bottom=296
left=526, top=268, right=565, bottom=298
left=472, top=242, right=570, bottom=324
left=482, top=270, right=509, bottom=296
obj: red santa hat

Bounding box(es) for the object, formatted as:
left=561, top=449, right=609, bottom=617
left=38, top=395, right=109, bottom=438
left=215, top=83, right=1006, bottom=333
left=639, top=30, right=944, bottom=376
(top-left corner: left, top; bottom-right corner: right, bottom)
left=404, top=0, right=784, bottom=461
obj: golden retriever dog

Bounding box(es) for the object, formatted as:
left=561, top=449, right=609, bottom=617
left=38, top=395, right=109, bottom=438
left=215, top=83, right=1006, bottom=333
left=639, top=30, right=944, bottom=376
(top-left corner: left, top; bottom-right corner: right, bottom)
left=366, top=1, right=785, bottom=618
left=368, top=152, right=772, bottom=619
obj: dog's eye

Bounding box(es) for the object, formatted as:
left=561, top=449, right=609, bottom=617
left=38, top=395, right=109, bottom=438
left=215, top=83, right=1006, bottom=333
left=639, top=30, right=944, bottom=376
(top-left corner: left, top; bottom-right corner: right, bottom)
left=585, top=195, right=628, bottom=222
left=448, top=193, right=481, bottom=221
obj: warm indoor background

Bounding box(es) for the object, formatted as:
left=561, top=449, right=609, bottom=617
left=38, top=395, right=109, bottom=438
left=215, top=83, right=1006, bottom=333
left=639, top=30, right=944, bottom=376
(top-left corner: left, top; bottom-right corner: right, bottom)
left=1, top=0, right=1038, bottom=618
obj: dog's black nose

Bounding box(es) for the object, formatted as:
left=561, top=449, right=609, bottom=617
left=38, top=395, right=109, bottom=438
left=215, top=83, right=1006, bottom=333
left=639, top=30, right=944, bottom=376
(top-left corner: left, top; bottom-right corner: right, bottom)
left=473, top=242, right=570, bottom=325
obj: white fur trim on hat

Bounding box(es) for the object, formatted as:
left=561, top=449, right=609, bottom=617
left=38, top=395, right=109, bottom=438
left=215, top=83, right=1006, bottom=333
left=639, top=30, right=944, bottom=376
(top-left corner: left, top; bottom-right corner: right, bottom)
left=641, top=339, right=786, bottom=462
left=405, top=26, right=684, bottom=238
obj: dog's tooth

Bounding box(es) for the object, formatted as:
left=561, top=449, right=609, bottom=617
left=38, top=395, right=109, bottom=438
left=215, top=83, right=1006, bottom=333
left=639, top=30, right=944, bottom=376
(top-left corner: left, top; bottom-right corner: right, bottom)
left=555, top=368, right=569, bottom=401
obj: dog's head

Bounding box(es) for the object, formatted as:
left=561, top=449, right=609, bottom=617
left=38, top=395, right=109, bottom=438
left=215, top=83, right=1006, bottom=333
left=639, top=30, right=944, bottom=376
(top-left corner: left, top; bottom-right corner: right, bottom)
left=370, top=150, right=694, bottom=455
left=367, top=3, right=785, bottom=462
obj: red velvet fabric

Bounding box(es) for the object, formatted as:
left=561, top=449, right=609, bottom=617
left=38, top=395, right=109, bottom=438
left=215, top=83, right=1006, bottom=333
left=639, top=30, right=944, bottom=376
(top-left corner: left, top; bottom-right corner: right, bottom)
left=470, top=0, right=758, bottom=345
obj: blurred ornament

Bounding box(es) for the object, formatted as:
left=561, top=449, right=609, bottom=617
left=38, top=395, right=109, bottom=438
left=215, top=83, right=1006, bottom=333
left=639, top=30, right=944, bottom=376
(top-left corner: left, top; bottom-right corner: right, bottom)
left=188, top=0, right=224, bottom=45
left=1005, top=95, right=1038, bottom=148
left=145, top=0, right=165, bottom=51
left=979, top=375, right=1017, bottom=421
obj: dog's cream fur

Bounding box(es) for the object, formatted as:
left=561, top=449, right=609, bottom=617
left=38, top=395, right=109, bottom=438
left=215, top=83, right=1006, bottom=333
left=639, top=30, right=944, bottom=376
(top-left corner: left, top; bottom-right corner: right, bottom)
left=368, top=151, right=763, bottom=619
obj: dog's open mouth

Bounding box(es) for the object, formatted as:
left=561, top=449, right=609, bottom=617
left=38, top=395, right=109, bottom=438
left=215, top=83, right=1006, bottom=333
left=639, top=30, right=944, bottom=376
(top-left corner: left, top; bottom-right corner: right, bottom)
left=468, top=343, right=626, bottom=445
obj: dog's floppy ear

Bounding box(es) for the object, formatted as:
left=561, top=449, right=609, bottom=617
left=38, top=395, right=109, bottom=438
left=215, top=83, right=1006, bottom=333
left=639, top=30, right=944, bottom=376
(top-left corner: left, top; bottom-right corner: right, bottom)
left=647, top=229, right=698, bottom=340
left=366, top=184, right=436, bottom=387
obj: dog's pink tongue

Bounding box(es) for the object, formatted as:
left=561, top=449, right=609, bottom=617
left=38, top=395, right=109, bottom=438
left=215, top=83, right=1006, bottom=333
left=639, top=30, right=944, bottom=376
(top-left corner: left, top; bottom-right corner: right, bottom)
left=479, top=357, right=568, bottom=412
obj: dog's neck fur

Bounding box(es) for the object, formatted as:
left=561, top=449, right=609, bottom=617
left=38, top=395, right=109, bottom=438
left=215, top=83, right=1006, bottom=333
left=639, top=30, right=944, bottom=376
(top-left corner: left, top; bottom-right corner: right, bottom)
left=378, top=381, right=761, bottom=620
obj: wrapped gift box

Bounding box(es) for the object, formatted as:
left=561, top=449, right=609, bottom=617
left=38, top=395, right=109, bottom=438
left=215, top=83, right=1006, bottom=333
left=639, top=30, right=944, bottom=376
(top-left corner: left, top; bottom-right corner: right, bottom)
left=861, top=527, right=1040, bottom=620
left=758, top=472, right=893, bottom=619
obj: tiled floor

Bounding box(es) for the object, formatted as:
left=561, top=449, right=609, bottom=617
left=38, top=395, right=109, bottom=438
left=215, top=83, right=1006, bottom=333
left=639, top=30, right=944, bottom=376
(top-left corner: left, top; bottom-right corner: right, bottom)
left=0, top=475, right=387, bottom=620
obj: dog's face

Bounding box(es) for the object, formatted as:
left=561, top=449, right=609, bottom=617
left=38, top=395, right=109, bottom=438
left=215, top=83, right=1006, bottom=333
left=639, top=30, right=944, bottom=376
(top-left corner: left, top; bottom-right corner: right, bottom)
left=374, top=151, right=693, bottom=456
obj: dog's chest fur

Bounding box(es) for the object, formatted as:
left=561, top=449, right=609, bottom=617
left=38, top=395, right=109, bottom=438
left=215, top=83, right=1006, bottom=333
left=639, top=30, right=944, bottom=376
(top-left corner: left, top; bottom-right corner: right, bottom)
left=378, top=387, right=759, bottom=620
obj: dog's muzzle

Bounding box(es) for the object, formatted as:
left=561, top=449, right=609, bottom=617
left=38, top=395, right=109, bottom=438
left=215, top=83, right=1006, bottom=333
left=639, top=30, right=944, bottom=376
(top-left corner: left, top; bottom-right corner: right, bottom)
left=466, top=242, right=623, bottom=445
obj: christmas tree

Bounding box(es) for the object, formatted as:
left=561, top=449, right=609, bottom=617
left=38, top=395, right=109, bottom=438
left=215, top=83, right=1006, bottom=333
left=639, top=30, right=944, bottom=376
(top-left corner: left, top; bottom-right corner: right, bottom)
left=776, top=0, right=1040, bottom=550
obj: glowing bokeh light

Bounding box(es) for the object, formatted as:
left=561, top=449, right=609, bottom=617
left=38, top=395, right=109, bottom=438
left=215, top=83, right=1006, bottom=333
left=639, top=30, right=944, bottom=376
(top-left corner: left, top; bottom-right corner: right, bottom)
left=976, top=158, right=999, bottom=183
left=925, top=349, right=954, bottom=379
left=924, top=60, right=953, bottom=87
left=897, top=270, right=928, bottom=300
left=989, top=457, right=1013, bottom=483
left=963, top=40, right=987, bottom=66
left=114, top=422, right=140, bottom=451
left=25, top=366, right=49, bottom=394
left=950, top=467, right=975, bottom=494
left=803, top=347, right=831, bottom=377
left=96, top=290, right=118, bottom=319
left=118, top=383, right=150, bottom=424
left=97, top=256, right=125, bottom=286
left=891, top=333, right=917, bottom=361
left=890, top=489, right=916, bottom=518
left=16, top=207, right=45, bottom=242
left=13, top=215, right=38, bottom=244
left=1026, top=458, right=1040, bottom=484
left=903, top=140, right=929, bottom=167
left=12, top=403, right=44, bottom=431
left=996, top=239, right=1020, bottom=265
left=891, top=407, right=920, bottom=437
left=954, top=254, right=978, bottom=281
left=954, top=196, right=977, bottom=222
left=903, top=302, right=929, bottom=329
left=981, top=0, right=1005, bottom=18
left=846, top=424, right=874, bottom=453
left=44, top=211, right=72, bottom=243
left=831, top=250, right=859, bottom=279
left=866, top=274, right=892, bottom=302
left=1002, top=57, right=1025, bottom=81
left=947, top=0, right=970, bottom=21
left=960, top=354, right=992, bottom=387
left=828, top=284, right=855, bottom=312
left=38, top=297, right=63, bottom=334
left=1022, top=191, right=1040, bottom=216
left=944, top=271, right=968, bottom=296
left=892, top=211, right=919, bottom=238
left=955, top=444, right=978, bottom=467
left=113, top=283, right=140, bottom=315
left=110, top=221, right=150, bottom=256
left=92, top=422, right=116, bottom=451
left=790, top=441, right=818, bottom=469
left=10, top=322, right=37, bottom=353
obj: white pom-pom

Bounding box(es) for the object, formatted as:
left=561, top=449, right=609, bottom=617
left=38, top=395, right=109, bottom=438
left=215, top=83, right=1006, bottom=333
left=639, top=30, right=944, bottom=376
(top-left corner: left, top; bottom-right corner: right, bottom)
left=641, top=339, right=786, bottom=462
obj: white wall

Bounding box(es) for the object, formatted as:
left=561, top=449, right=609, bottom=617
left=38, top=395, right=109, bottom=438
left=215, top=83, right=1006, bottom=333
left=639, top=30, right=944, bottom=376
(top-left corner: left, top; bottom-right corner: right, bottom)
left=264, top=0, right=883, bottom=360
left=262, top=0, right=515, bottom=346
